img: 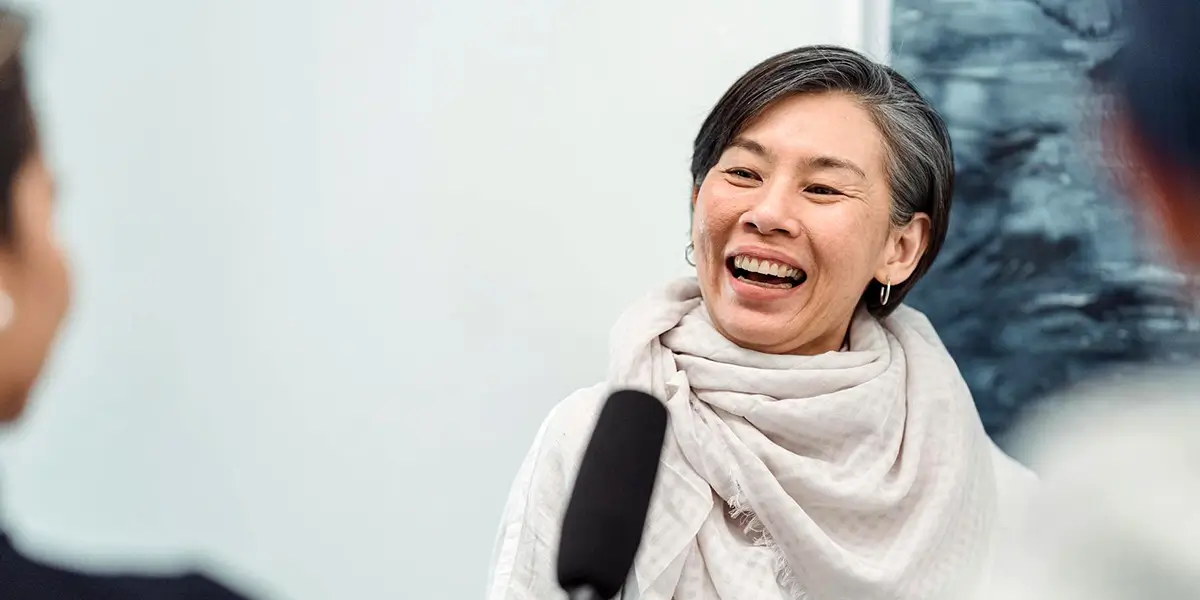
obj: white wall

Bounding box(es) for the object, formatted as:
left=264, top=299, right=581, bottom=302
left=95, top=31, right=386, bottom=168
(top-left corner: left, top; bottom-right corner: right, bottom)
left=0, top=1, right=876, bottom=598
left=863, top=0, right=895, bottom=64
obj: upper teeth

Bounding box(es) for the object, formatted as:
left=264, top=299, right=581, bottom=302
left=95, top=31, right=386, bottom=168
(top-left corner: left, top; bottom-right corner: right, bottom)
left=733, top=255, right=802, bottom=279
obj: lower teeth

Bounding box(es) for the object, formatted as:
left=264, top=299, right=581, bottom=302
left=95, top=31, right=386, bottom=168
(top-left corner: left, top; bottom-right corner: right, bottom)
left=737, top=275, right=796, bottom=289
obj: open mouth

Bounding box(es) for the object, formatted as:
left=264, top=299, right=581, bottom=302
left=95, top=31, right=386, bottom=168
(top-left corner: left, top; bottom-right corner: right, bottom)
left=727, top=255, right=807, bottom=289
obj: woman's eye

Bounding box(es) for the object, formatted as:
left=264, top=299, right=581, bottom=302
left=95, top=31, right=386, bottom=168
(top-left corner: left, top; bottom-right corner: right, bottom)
left=724, top=168, right=759, bottom=180
left=806, top=185, right=841, bottom=195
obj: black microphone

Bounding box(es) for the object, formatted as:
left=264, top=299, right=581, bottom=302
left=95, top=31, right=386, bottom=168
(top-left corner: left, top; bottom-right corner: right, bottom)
left=556, top=389, right=669, bottom=600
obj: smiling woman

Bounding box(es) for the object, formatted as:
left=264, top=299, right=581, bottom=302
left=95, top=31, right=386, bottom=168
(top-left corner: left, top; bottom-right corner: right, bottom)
left=487, top=46, right=1035, bottom=600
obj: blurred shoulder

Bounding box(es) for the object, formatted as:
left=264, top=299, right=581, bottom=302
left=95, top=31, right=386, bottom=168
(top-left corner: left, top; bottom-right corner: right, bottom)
left=990, top=440, right=1038, bottom=492
left=988, top=439, right=1039, bottom=538
left=1011, top=365, right=1200, bottom=470
left=0, top=532, right=251, bottom=600
left=1002, top=364, right=1200, bottom=543
left=980, top=367, right=1200, bottom=598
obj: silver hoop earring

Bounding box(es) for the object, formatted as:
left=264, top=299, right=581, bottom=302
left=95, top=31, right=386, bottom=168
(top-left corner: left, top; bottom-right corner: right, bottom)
left=685, top=243, right=696, bottom=267
left=879, top=277, right=892, bottom=307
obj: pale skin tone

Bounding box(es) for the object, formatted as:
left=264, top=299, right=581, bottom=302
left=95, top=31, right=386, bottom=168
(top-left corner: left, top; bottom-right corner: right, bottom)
left=691, top=91, right=930, bottom=355
left=0, top=148, right=71, bottom=422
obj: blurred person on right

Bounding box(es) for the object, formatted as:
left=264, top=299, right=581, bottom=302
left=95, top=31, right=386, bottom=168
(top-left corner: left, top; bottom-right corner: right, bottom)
left=983, top=0, right=1200, bottom=597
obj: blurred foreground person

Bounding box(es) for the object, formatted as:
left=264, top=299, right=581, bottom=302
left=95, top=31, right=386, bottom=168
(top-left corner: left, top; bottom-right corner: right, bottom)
left=984, top=0, right=1200, bottom=597
left=0, top=11, right=254, bottom=600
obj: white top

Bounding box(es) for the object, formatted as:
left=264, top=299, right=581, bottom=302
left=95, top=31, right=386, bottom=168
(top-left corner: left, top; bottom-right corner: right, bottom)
left=487, top=383, right=1039, bottom=600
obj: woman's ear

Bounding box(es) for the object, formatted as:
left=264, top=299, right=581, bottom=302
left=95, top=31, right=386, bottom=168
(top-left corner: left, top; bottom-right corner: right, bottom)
left=876, top=213, right=931, bottom=285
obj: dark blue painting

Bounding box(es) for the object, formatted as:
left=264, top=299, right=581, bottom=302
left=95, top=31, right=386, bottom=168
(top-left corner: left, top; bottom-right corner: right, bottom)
left=891, top=0, right=1200, bottom=443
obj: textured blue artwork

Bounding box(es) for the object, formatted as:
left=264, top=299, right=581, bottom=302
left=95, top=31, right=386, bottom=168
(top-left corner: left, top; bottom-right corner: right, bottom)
left=891, top=0, right=1200, bottom=442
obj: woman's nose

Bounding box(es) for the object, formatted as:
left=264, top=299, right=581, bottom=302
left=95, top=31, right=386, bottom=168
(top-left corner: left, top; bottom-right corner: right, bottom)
left=739, top=184, right=801, bottom=237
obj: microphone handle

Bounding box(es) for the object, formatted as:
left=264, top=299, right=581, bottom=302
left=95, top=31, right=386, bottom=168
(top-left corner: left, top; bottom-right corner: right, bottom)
left=566, top=585, right=608, bottom=600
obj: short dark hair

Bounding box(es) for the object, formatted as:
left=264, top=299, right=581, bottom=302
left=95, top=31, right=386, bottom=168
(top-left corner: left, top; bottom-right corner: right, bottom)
left=0, top=9, right=34, bottom=245
left=690, top=45, right=955, bottom=317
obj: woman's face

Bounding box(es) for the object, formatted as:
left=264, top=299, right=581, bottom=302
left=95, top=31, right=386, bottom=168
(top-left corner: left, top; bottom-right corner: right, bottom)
left=692, top=92, right=929, bottom=355
left=0, top=149, right=71, bottom=421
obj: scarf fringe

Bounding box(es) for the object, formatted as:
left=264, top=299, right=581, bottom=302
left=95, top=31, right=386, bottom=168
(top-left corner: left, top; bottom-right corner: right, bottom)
left=727, top=485, right=808, bottom=599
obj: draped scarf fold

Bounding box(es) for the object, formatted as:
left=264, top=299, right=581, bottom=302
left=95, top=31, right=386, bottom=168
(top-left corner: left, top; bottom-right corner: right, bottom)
left=609, top=278, right=997, bottom=600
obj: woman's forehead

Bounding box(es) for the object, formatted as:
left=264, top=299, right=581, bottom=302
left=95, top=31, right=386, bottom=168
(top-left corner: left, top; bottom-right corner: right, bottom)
left=732, top=93, right=886, bottom=179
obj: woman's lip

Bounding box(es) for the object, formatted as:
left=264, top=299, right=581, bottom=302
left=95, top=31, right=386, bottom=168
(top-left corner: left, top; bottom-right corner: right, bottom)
left=725, top=264, right=804, bottom=301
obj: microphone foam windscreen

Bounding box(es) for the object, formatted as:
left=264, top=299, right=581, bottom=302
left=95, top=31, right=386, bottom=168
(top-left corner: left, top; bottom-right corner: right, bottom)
left=556, top=389, right=668, bottom=599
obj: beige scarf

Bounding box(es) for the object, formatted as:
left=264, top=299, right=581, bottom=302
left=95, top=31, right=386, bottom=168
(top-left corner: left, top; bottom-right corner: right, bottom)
left=610, top=278, right=998, bottom=600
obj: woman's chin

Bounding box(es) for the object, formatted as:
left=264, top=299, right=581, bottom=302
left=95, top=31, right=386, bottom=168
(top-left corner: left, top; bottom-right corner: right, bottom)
left=707, top=306, right=802, bottom=353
